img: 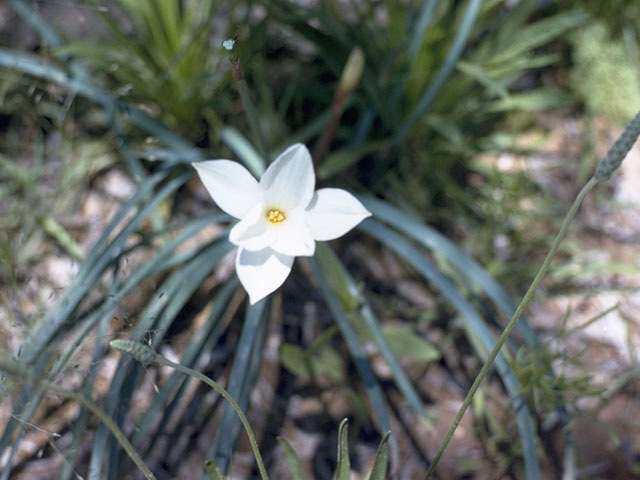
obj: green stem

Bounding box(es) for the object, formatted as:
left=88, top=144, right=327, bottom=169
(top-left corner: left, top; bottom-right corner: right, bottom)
left=236, top=77, right=269, bottom=162
left=0, top=358, right=156, bottom=480
left=425, top=176, right=599, bottom=478
left=152, top=355, right=270, bottom=480
left=229, top=56, right=268, bottom=163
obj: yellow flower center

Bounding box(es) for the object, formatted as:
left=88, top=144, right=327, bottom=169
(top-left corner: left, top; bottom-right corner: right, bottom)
left=266, top=208, right=286, bottom=224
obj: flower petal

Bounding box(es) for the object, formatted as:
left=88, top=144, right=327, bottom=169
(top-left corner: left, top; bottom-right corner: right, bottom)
left=260, top=144, right=315, bottom=210
left=229, top=204, right=276, bottom=251
left=192, top=160, right=262, bottom=219
left=305, top=188, right=371, bottom=241
left=269, top=208, right=316, bottom=256
left=236, top=247, right=294, bottom=304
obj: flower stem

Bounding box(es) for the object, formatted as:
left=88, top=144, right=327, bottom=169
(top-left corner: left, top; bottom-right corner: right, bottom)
left=0, top=357, right=156, bottom=480
left=312, top=89, right=347, bottom=164
left=229, top=56, right=269, bottom=163
left=425, top=176, right=598, bottom=478
left=313, top=47, right=364, bottom=163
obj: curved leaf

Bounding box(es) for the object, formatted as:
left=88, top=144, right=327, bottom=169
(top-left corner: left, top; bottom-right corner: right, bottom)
left=278, top=437, right=307, bottom=480
left=334, top=418, right=350, bottom=480
left=360, top=219, right=540, bottom=480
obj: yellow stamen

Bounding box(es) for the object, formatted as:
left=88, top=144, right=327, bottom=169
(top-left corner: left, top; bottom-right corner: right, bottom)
left=266, top=208, right=286, bottom=224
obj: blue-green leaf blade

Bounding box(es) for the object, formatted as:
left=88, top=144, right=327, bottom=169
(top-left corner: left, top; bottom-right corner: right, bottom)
left=278, top=437, right=307, bottom=480
left=368, top=431, right=391, bottom=480
left=360, top=219, right=540, bottom=480
left=334, top=418, right=350, bottom=480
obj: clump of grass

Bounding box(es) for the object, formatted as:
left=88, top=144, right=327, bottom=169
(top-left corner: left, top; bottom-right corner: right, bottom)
left=570, top=22, right=640, bottom=125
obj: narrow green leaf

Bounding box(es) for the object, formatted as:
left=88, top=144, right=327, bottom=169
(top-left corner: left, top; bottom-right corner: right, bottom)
left=315, top=243, right=426, bottom=419
left=208, top=300, right=270, bottom=473
left=456, top=61, right=509, bottom=99
left=359, top=195, right=538, bottom=344
left=133, top=280, right=238, bottom=450
left=368, top=432, right=391, bottom=480
left=493, top=0, right=538, bottom=49
left=396, top=0, right=484, bottom=142
left=277, top=437, right=307, bottom=480
left=39, top=214, right=84, bottom=261
left=408, top=0, right=438, bottom=60
left=19, top=171, right=187, bottom=366
left=317, top=141, right=386, bottom=179
left=0, top=48, right=201, bottom=160
left=89, top=240, right=232, bottom=477
left=360, top=219, right=540, bottom=480
left=1, top=217, right=222, bottom=474
left=220, top=127, right=265, bottom=177
left=334, top=419, right=350, bottom=480
left=59, top=313, right=111, bottom=480
left=492, top=10, right=589, bottom=64
left=308, top=256, right=397, bottom=462
left=489, top=88, right=573, bottom=112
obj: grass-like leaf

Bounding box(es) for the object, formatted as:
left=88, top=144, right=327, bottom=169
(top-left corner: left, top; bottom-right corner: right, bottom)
left=0, top=177, right=216, bottom=471
left=408, top=0, right=438, bottom=60
left=360, top=195, right=539, bottom=344
left=133, top=280, right=238, bottom=451
left=208, top=300, right=270, bottom=473
left=395, top=0, right=484, bottom=142
left=278, top=437, right=307, bottom=480
left=88, top=239, right=233, bottom=478
left=59, top=314, right=111, bottom=480
left=308, top=255, right=397, bottom=463
left=334, top=418, right=350, bottom=480
left=368, top=431, right=391, bottom=480
left=0, top=48, right=201, bottom=160
left=315, top=242, right=427, bottom=418
left=220, top=126, right=266, bottom=177
left=360, top=219, right=540, bottom=480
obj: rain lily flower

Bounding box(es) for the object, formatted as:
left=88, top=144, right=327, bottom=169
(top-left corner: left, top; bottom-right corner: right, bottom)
left=193, top=143, right=371, bottom=304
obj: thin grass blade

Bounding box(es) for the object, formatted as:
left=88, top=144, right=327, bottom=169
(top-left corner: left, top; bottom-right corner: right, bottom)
left=408, top=0, right=438, bottom=60
left=360, top=219, right=540, bottom=480
left=360, top=195, right=538, bottom=344
left=368, top=431, right=391, bottom=480
left=133, top=279, right=238, bottom=449
left=277, top=437, right=307, bottom=480
left=395, top=0, right=484, bottom=142
left=88, top=240, right=232, bottom=479
left=308, top=257, right=397, bottom=463
left=208, top=299, right=269, bottom=474
left=220, top=126, right=265, bottom=177
left=315, top=243, right=426, bottom=418
left=334, top=418, right=350, bottom=480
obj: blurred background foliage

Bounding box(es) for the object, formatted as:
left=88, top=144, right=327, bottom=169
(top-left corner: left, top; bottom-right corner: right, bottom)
left=1, top=0, right=640, bottom=478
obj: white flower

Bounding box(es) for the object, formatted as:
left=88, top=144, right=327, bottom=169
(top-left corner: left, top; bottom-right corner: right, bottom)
left=192, top=143, right=371, bottom=304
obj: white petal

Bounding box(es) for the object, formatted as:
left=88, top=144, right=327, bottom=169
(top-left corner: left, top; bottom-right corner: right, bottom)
left=305, top=188, right=371, bottom=241
left=229, top=204, right=276, bottom=251
left=270, top=208, right=316, bottom=257
left=192, top=160, right=262, bottom=219
left=260, top=144, right=315, bottom=210
left=236, top=247, right=294, bottom=304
